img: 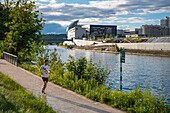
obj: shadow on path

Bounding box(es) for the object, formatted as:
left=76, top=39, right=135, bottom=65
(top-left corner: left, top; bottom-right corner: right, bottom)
left=47, top=94, right=111, bottom=113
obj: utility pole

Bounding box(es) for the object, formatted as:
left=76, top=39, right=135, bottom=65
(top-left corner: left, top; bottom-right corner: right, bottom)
left=120, top=48, right=125, bottom=91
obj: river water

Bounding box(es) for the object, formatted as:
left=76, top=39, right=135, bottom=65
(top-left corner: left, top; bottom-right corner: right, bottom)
left=47, top=45, right=170, bottom=105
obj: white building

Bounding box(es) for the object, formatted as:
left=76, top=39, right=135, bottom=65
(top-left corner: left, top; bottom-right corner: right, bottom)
left=67, top=25, right=86, bottom=40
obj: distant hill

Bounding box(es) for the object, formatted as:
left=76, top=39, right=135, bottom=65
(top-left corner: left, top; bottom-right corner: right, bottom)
left=42, top=34, right=67, bottom=44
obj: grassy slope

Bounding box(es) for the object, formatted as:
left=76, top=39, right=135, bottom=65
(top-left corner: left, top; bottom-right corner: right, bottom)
left=0, top=72, right=55, bottom=113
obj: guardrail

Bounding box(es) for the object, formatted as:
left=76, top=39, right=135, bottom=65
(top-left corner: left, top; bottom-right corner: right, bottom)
left=3, top=52, right=17, bottom=66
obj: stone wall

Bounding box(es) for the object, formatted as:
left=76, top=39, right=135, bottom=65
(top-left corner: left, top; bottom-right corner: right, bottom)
left=73, top=39, right=170, bottom=51
left=117, top=43, right=170, bottom=51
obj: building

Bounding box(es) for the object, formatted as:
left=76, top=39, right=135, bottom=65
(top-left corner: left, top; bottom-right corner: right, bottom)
left=117, top=29, right=124, bottom=35
left=67, top=25, right=86, bottom=40
left=141, top=16, right=170, bottom=37
left=89, top=25, right=117, bottom=38
left=67, top=20, right=117, bottom=39
left=117, top=28, right=142, bottom=37
left=141, top=25, right=169, bottom=37
left=67, top=20, right=86, bottom=40
left=160, top=16, right=170, bottom=27
left=160, top=16, right=170, bottom=35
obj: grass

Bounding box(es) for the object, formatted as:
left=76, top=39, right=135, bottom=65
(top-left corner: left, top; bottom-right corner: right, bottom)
left=0, top=72, right=55, bottom=113
left=19, top=49, right=170, bottom=113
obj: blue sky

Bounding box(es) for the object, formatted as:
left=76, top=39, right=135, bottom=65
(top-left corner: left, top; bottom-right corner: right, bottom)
left=23, top=0, right=170, bottom=34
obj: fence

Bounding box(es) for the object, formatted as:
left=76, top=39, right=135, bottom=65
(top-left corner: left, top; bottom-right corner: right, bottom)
left=3, top=52, right=17, bottom=66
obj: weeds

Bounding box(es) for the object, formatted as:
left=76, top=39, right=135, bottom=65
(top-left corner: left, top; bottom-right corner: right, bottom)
left=0, top=72, right=55, bottom=113
left=21, top=48, right=170, bottom=113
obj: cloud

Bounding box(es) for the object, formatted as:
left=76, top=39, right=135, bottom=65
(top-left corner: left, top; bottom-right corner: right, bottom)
left=34, top=0, right=170, bottom=33
left=118, top=0, right=170, bottom=14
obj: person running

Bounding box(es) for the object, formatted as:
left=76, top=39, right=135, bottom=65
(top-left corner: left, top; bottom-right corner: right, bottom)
left=40, top=59, right=50, bottom=94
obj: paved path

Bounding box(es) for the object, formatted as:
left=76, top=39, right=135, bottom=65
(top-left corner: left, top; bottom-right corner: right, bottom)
left=0, top=59, right=125, bottom=113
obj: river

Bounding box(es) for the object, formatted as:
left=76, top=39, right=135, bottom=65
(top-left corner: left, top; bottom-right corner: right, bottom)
left=47, top=45, right=170, bottom=105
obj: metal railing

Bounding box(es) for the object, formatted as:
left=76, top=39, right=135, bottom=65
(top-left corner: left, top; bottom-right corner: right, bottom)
left=3, top=52, right=18, bottom=66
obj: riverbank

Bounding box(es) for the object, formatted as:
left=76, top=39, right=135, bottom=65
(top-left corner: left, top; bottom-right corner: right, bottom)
left=67, top=39, right=170, bottom=57
left=70, top=45, right=170, bottom=57
left=19, top=57, right=170, bottom=113
left=2, top=48, right=170, bottom=112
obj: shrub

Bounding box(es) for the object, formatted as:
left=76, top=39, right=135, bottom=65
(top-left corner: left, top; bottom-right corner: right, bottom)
left=114, top=44, right=120, bottom=52
left=21, top=49, right=170, bottom=113
left=58, top=43, right=63, bottom=46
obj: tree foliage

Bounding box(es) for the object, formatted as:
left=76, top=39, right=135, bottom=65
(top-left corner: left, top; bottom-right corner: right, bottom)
left=0, top=1, right=10, bottom=40
left=0, top=0, right=44, bottom=63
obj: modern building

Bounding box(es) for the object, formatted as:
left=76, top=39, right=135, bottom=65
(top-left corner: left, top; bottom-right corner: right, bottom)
left=89, top=25, right=117, bottom=38
left=141, top=25, right=169, bottom=37
left=67, top=25, right=86, bottom=40
left=67, top=20, right=117, bottom=39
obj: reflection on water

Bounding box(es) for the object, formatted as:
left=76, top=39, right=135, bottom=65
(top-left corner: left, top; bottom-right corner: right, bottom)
left=47, top=45, right=170, bottom=105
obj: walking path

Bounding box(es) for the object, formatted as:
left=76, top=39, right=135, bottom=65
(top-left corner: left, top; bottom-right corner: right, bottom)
left=0, top=59, right=125, bottom=113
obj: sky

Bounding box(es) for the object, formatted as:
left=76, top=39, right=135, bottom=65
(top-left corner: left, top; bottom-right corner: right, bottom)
left=2, top=0, right=170, bottom=34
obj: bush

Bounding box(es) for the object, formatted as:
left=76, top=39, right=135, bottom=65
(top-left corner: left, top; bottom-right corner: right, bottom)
left=22, top=50, right=170, bottom=113
left=66, top=45, right=74, bottom=49
left=58, top=43, right=63, bottom=46
left=114, top=44, right=120, bottom=52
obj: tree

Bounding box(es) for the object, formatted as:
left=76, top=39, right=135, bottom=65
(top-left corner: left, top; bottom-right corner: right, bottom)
left=109, top=34, right=113, bottom=39
left=105, top=34, right=109, bottom=39
left=3, top=0, right=44, bottom=63
left=0, top=1, right=10, bottom=40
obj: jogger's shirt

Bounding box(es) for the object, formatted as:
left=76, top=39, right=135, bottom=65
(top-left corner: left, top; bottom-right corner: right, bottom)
left=40, top=65, right=50, bottom=78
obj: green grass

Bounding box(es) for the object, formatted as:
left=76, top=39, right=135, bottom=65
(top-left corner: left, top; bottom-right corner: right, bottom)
left=0, top=72, right=55, bottom=113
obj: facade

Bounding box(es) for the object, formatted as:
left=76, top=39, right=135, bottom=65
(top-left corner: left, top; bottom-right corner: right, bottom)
left=66, top=20, right=79, bottom=32
left=160, top=16, right=170, bottom=27
left=117, top=28, right=142, bottom=37
left=89, top=25, right=117, bottom=38
left=117, top=29, right=124, bottom=35
left=67, top=25, right=86, bottom=40
left=160, top=16, right=170, bottom=35
left=141, top=16, right=170, bottom=37
left=141, top=25, right=169, bottom=37
left=67, top=20, right=117, bottom=39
